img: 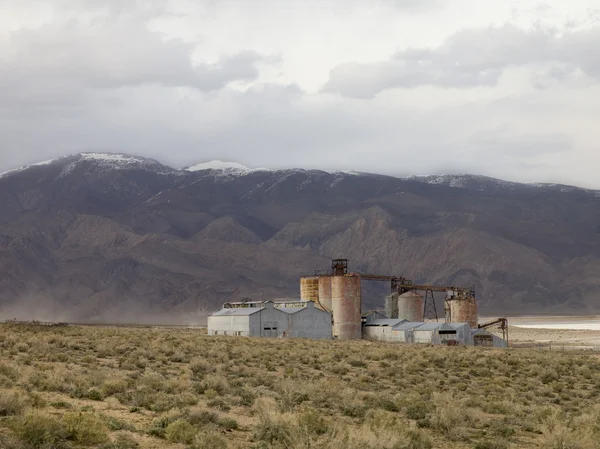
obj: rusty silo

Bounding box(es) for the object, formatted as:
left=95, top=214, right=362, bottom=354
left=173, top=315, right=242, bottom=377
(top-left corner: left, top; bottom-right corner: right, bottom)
left=318, top=276, right=333, bottom=311
left=331, top=275, right=362, bottom=340
left=397, top=291, right=424, bottom=322
left=300, top=276, right=320, bottom=303
left=449, top=296, right=479, bottom=328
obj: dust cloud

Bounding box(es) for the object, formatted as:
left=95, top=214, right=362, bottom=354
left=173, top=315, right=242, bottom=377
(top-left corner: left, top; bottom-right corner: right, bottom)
left=0, top=294, right=208, bottom=326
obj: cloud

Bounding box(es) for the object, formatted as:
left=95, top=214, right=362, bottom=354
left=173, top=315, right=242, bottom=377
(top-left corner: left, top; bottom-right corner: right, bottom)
left=323, top=24, right=600, bottom=98
left=1, top=0, right=600, bottom=189
left=1, top=24, right=264, bottom=94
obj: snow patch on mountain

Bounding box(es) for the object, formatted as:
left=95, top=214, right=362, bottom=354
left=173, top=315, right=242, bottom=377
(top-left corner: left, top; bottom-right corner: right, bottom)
left=80, top=153, right=148, bottom=164
left=0, top=158, right=61, bottom=179
left=57, top=153, right=177, bottom=178
left=405, top=174, right=524, bottom=190
left=186, top=160, right=250, bottom=171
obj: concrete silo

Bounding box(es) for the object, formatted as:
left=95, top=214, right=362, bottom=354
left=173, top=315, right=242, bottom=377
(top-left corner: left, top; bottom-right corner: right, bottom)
left=318, top=276, right=333, bottom=311
left=331, top=275, right=362, bottom=340
left=449, top=296, right=479, bottom=329
left=397, top=291, right=424, bottom=322
left=385, top=292, right=399, bottom=319
left=300, top=276, right=320, bottom=303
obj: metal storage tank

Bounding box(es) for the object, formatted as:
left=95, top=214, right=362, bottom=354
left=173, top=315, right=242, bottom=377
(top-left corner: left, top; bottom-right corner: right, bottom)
left=318, top=276, right=333, bottom=311
left=450, top=296, right=479, bottom=329
left=397, top=291, right=424, bottom=322
left=385, top=292, right=399, bottom=319
left=331, top=275, right=362, bottom=340
left=300, top=276, right=320, bottom=303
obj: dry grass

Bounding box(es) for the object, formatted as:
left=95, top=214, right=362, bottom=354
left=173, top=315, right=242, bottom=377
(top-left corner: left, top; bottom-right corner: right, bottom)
left=2, top=323, right=600, bottom=448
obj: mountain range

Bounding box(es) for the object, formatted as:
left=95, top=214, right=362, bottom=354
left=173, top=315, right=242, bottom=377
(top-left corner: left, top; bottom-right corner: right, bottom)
left=1, top=153, right=599, bottom=323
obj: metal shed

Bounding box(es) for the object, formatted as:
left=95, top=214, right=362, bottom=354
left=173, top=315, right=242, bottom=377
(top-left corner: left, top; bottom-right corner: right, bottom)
left=413, top=322, right=472, bottom=345
left=363, top=319, right=406, bottom=342
left=280, top=301, right=332, bottom=339
left=208, top=300, right=332, bottom=339
left=471, top=329, right=507, bottom=348
left=390, top=321, right=423, bottom=343
left=207, top=307, right=262, bottom=337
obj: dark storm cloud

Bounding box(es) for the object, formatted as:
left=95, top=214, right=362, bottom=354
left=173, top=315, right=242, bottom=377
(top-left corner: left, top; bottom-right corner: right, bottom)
left=323, top=24, right=600, bottom=98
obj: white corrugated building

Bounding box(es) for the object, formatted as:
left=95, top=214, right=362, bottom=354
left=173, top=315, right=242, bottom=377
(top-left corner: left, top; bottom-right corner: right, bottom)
left=389, top=321, right=424, bottom=343
left=362, top=319, right=407, bottom=342
left=413, top=322, right=472, bottom=345
left=208, top=300, right=332, bottom=339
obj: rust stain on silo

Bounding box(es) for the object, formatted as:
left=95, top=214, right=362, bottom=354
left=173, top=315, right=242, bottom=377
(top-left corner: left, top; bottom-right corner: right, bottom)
left=450, top=296, right=479, bottom=328
left=331, top=275, right=362, bottom=340
left=318, top=276, right=332, bottom=311
left=300, top=276, right=320, bottom=303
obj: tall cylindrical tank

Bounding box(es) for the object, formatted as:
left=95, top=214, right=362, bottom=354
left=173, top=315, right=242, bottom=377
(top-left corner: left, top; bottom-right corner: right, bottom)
left=397, top=291, right=424, bottom=322
left=385, top=292, right=399, bottom=319
left=318, top=276, right=332, bottom=311
left=300, top=277, right=320, bottom=303
left=331, top=275, right=362, bottom=340
left=450, top=296, right=479, bottom=328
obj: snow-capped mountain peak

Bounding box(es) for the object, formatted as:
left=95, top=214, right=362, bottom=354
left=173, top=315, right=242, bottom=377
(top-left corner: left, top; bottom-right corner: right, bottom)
left=57, top=153, right=176, bottom=177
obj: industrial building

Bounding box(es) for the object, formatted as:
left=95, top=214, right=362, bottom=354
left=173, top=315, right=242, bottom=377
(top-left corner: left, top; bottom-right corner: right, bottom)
left=362, top=320, right=506, bottom=347
left=471, top=328, right=508, bottom=347
left=209, top=258, right=508, bottom=347
left=207, top=300, right=332, bottom=339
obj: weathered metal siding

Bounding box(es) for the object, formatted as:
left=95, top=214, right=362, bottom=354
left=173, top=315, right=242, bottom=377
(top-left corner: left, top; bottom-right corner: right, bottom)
left=448, top=323, right=472, bottom=345
left=397, top=292, right=424, bottom=322
left=450, top=297, right=479, bottom=328
left=288, top=302, right=332, bottom=339
left=249, top=303, right=291, bottom=337
left=331, top=275, right=362, bottom=340
left=385, top=292, right=399, bottom=319
left=363, top=326, right=407, bottom=343
left=300, top=276, right=320, bottom=303
left=318, top=276, right=332, bottom=311
left=207, top=315, right=250, bottom=336
left=413, top=329, right=435, bottom=344
left=472, top=329, right=507, bottom=348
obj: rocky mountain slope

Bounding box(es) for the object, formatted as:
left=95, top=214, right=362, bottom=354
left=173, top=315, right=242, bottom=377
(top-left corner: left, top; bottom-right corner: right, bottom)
left=1, top=153, right=599, bottom=322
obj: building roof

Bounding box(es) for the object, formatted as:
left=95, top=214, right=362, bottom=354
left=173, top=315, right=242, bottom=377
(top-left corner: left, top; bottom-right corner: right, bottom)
left=210, top=308, right=262, bottom=316
left=366, top=319, right=406, bottom=327
left=274, top=300, right=311, bottom=304
left=224, top=299, right=311, bottom=308
left=414, top=322, right=445, bottom=331
left=447, top=322, right=470, bottom=330
left=278, top=307, right=305, bottom=314
left=393, top=321, right=424, bottom=330
left=413, top=322, right=473, bottom=331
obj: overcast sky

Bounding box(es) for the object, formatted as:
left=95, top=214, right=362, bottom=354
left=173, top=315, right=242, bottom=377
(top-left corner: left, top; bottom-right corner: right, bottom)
left=1, top=0, right=600, bottom=187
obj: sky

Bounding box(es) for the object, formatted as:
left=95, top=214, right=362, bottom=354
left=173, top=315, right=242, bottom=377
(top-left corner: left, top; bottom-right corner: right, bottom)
left=1, top=0, right=600, bottom=188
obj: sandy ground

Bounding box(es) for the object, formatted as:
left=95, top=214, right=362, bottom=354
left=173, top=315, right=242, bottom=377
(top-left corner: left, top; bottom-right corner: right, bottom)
left=481, top=315, right=600, bottom=347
